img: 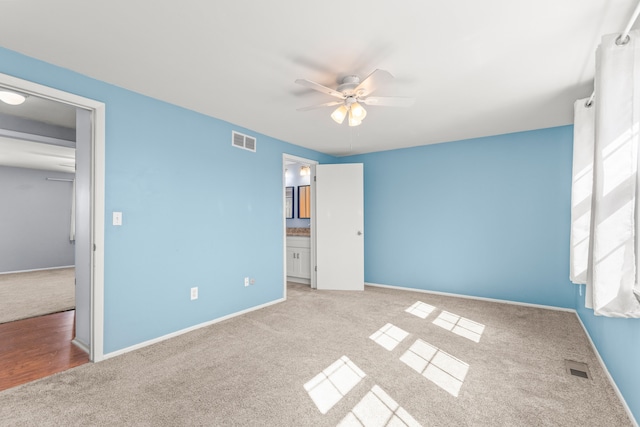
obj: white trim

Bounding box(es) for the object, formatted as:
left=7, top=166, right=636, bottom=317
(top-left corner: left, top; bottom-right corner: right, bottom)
left=287, top=277, right=310, bottom=285
left=365, top=282, right=575, bottom=313
left=91, top=103, right=106, bottom=362
left=0, top=265, right=74, bottom=275
left=0, top=72, right=106, bottom=363
left=71, top=338, right=90, bottom=354
left=0, top=128, right=75, bottom=147
left=574, top=314, right=639, bottom=427
left=102, top=297, right=286, bottom=360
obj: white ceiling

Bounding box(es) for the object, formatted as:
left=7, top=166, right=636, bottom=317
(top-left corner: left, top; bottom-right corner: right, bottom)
left=0, top=1, right=638, bottom=156
left=0, top=95, right=76, bottom=129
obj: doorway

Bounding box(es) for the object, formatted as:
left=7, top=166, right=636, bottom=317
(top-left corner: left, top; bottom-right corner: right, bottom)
left=283, top=154, right=317, bottom=296
left=0, top=72, right=106, bottom=362
left=282, top=157, right=365, bottom=294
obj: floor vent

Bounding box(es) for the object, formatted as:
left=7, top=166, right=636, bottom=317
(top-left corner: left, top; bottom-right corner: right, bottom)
left=565, top=360, right=591, bottom=379
left=232, top=131, right=256, bottom=152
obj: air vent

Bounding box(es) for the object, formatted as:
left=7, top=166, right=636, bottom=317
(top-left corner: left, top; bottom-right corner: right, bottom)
left=565, top=360, right=591, bottom=380
left=231, top=131, right=256, bottom=152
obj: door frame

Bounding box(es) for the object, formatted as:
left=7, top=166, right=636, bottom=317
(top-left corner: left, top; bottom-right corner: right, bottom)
left=282, top=154, right=318, bottom=297
left=0, top=72, right=106, bottom=362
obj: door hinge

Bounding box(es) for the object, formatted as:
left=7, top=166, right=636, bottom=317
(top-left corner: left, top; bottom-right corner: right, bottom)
left=315, top=266, right=317, bottom=272
left=93, top=244, right=96, bottom=251
left=314, top=176, right=316, bottom=182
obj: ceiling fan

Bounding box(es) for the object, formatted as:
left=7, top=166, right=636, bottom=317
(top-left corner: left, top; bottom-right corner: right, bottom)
left=295, top=69, right=414, bottom=126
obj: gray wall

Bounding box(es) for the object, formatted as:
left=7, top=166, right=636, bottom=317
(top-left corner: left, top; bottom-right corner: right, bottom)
left=0, top=165, right=75, bottom=273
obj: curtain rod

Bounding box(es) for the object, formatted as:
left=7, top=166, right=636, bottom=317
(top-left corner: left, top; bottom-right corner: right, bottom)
left=622, top=0, right=640, bottom=41
left=46, top=177, right=73, bottom=182
left=586, top=0, right=640, bottom=107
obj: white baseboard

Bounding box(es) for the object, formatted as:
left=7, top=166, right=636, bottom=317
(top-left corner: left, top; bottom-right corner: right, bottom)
left=72, top=338, right=90, bottom=354
left=365, top=282, right=575, bottom=313
left=0, top=265, right=74, bottom=275
left=574, top=314, right=638, bottom=427
left=365, top=281, right=637, bottom=426
left=287, top=276, right=310, bottom=285
left=102, top=297, right=286, bottom=360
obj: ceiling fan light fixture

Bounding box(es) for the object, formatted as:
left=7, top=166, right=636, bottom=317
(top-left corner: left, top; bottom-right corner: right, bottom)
left=348, top=109, right=362, bottom=127
left=331, top=105, right=348, bottom=124
left=350, top=102, right=367, bottom=121
left=0, top=90, right=26, bottom=105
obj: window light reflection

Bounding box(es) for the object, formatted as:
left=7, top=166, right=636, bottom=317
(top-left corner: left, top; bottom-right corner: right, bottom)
left=432, top=311, right=485, bottom=343
left=304, top=356, right=366, bottom=414
left=337, top=385, right=423, bottom=427
left=369, top=323, right=409, bottom=351
left=405, top=301, right=436, bottom=319
left=400, top=339, right=469, bottom=397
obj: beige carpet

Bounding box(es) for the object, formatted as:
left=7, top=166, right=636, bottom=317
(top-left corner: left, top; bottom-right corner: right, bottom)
left=0, top=268, right=75, bottom=324
left=0, top=283, right=633, bottom=426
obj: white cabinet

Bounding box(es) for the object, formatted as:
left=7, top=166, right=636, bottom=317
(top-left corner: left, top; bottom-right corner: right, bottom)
left=287, top=236, right=311, bottom=282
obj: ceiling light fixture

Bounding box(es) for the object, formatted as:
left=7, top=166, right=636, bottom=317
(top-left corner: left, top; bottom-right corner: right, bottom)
left=350, top=102, right=367, bottom=121
left=348, top=110, right=361, bottom=127
left=300, top=166, right=311, bottom=176
left=297, top=70, right=415, bottom=127
left=331, top=100, right=367, bottom=127
left=348, top=102, right=366, bottom=127
left=0, top=90, right=27, bottom=105
left=330, top=105, right=349, bottom=124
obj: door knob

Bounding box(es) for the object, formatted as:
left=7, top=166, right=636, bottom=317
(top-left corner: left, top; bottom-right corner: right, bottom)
left=357, top=231, right=363, bottom=236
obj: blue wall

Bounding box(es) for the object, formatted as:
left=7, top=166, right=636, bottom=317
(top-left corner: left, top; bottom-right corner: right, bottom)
left=0, top=46, right=334, bottom=353
left=344, top=126, right=577, bottom=308
left=577, top=287, right=640, bottom=422
left=2, top=45, right=637, bottom=423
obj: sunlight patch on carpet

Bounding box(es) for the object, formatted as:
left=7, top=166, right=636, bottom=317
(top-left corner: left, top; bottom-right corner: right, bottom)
left=337, top=385, right=422, bottom=427
left=405, top=301, right=436, bottom=319
left=369, top=323, right=410, bottom=351
left=304, top=356, right=366, bottom=414
left=432, top=310, right=485, bottom=343
left=400, top=339, right=469, bottom=397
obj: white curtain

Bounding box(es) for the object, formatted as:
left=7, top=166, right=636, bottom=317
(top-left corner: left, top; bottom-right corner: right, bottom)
left=571, top=30, right=640, bottom=317
left=570, top=98, right=594, bottom=285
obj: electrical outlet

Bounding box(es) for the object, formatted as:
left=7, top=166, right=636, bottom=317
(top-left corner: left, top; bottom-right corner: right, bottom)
left=244, top=277, right=250, bottom=287
left=190, top=287, right=198, bottom=300
left=250, top=278, right=256, bottom=285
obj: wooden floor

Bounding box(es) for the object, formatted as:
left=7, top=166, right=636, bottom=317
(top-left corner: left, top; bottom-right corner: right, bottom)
left=0, top=310, right=89, bottom=391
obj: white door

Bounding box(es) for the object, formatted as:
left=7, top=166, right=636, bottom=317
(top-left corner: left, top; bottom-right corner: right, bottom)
left=315, top=163, right=364, bottom=291
left=75, top=108, right=92, bottom=347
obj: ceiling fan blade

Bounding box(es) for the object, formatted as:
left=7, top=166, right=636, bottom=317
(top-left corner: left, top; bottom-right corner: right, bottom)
left=354, top=69, right=394, bottom=97
left=361, top=96, right=415, bottom=107
left=297, top=100, right=343, bottom=112
left=295, top=79, right=344, bottom=99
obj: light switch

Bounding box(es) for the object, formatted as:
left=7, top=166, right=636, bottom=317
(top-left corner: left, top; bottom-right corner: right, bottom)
left=113, top=211, right=123, bottom=226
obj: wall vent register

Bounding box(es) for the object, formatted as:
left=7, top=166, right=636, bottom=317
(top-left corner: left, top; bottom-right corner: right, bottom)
left=232, top=131, right=256, bottom=152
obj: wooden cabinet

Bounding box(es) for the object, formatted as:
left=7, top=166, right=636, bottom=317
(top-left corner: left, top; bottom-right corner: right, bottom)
left=287, top=236, right=311, bottom=282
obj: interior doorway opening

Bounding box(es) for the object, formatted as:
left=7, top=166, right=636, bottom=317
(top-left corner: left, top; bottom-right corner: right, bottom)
left=283, top=154, right=317, bottom=296
left=0, top=72, right=106, bottom=362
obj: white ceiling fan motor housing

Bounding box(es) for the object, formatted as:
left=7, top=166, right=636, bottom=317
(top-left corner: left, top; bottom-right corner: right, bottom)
left=337, top=75, right=361, bottom=96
